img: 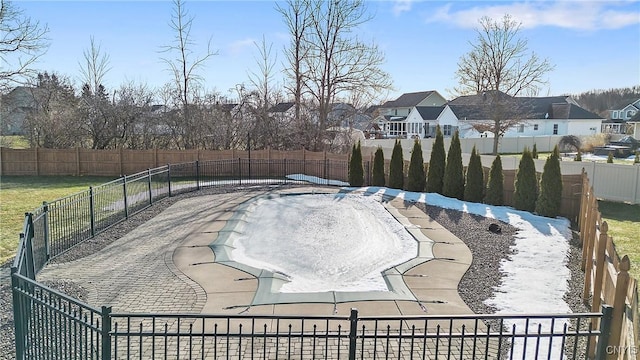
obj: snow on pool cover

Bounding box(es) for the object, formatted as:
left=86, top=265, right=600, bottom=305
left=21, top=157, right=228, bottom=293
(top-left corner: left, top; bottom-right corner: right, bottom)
left=210, top=192, right=435, bottom=305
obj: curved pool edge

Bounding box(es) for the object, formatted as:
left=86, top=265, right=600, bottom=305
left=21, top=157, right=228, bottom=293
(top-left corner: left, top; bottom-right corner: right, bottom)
left=209, top=189, right=436, bottom=306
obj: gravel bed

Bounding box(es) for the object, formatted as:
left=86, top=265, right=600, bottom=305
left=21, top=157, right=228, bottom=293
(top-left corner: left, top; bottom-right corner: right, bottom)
left=414, top=203, right=517, bottom=316
left=1, top=187, right=589, bottom=359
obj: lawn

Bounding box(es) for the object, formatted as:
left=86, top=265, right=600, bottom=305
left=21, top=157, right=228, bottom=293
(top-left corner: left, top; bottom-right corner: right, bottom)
left=598, top=200, right=640, bottom=282
left=0, top=135, right=30, bottom=149
left=501, top=151, right=638, bottom=164
left=0, top=176, right=116, bottom=265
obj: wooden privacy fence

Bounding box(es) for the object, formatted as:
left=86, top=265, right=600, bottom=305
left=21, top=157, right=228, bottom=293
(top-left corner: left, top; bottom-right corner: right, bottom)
left=1, top=146, right=584, bottom=221
left=0, top=147, right=347, bottom=177
left=579, top=168, right=640, bottom=359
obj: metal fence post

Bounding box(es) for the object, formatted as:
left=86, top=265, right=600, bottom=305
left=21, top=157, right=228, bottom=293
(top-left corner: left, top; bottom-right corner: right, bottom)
left=147, top=169, right=153, bottom=205
left=348, top=308, right=358, bottom=360
left=123, top=175, right=129, bottom=219
left=42, top=201, right=50, bottom=261
left=89, top=187, right=95, bottom=237
left=101, top=306, right=112, bottom=360
left=595, top=305, right=613, bottom=359
left=11, top=267, right=25, bottom=360
left=167, top=164, right=172, bottom=197
left=324, top=157, right=328, bottom=185
left=196, top=161, right=201, bottom=190
left=238, top=158, right=242, bottom=186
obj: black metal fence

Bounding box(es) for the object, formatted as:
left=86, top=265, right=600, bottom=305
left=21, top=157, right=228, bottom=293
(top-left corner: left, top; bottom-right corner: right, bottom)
left=11, top=158, right=612, bottom=359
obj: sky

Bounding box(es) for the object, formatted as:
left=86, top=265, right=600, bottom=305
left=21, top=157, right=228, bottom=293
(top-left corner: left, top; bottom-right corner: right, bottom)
left=16, top=0, right=640, bottom=103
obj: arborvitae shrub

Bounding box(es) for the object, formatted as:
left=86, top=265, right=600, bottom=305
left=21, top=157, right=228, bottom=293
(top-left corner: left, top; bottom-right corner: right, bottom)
left=406, top=139, right=426, bottom=192
left=464, top=146, right=484, bottom=203
left=388, top=140, right=404, bottom=189
left=535, top=145, right=563, bottom=217
left=513, top=147, right=538, bottom=212
left=442, top=130, right=464, bottom=199
left=372, top=147, right=386, bottom=186
left=607, top=152, right=614, bottom=163
left=426, top=125, right=446, bottom=194
left=485, top=155, right=504, bottom=205
left=532, top=143, right=538, bottom=159
left=574, top=149, right=582, bottom=161
left=635, top=151, right=640, bottom=164
left=348, top=141, right=364, bottom=186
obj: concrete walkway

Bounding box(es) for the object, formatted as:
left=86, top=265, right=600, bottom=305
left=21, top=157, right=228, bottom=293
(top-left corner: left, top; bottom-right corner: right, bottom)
left=33, top=186, right=495, bottom=359
left=38, top=186, right=475, bottom=317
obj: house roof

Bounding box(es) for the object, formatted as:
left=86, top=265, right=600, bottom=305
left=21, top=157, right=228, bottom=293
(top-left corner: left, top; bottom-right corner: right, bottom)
left=447, top=93, right=602, bottom=120
left=218, top=103, right=238, bottom=112
left=268, top=102, right=295, bottom=113
left=365, top=105, right=382, bottom=115
left=364, top=122, right=381, bottom=131
left=383, top=115, right=407, bottom=122
left=415, top=106, right=444, bottom=120
left=382, top=91, right=435, bottom=108
left=446, top=105, right=492, bottom=120
left=448, top=90, right=517, bottom=105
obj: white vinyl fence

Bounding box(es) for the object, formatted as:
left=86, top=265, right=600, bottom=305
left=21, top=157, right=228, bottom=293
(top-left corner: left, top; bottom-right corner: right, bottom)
left=363, top=136, right=640, bottom=204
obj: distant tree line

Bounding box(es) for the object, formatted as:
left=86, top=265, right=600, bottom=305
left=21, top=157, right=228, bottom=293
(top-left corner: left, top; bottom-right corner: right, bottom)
left=2, top=0, right=391, bottom=153
left=571, top=86, right=640, bottom=117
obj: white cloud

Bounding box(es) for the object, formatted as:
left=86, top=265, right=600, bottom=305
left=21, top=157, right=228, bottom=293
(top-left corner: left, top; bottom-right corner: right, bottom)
left=227, top=38, right=255, bottom=56
left=426, top=1, right=640, bottom=30
left=392, top=0, right=414, bottom=16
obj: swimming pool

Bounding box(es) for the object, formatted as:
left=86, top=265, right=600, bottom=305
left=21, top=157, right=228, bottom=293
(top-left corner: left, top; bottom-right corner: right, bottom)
left=210, top=191, right=435, bottom=305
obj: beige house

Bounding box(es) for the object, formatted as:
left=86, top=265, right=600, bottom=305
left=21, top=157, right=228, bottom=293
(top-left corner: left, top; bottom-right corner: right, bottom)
left=375, top=90, right=448, bottom=138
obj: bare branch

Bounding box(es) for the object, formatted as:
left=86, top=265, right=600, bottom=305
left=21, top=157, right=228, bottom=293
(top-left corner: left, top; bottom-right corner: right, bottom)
left=0, top=0, right=49, bottom=89
left=455, top=14, right=554, bottom=154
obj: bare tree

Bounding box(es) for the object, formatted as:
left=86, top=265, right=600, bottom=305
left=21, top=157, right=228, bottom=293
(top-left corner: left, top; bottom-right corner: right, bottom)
left=455, top=14, right=554, bottom=154
left=247, top=36, right=290, bottom=149
left=160, top=0, right=217, bottom=149
left=278, top=0, right=391, bottom=151
left=305, top=0, right=391, bottom=150
left=79, top=36, right=110, bottom=95
left=113, top=81, right=156, bottom=149
left=78, top=36, right=116, bottom=149
left=276, top=0, right=309, bottom=129
left=0, top=0, right=49, bottom=89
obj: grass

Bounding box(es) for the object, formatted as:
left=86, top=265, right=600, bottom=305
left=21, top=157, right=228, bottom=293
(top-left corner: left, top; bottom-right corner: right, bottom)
left=0, top=176, right=116, bottom=265
left=0, top=135, right=30, bottom=149
left=598, top=201, right=640, bottom=282
left=501, top=151, right=635, bottom=164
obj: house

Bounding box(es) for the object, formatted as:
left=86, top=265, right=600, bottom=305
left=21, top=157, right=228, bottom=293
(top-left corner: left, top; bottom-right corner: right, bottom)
left=373, top=90, right=603, bottom=139
left=602, top=98, right=640, bottom=134
left=627, top=112, right=640, bottom=139
left=268, top=102, right=296, bottom=125
left=375, top=90, right=448, bottom=138
left=268, top=101, right=371, bottom=130
left=1, top=86, right=41, bottom=135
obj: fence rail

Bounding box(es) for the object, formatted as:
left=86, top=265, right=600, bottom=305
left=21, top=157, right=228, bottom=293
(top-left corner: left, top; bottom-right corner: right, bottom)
left=9, top=158, right=630, bottom=359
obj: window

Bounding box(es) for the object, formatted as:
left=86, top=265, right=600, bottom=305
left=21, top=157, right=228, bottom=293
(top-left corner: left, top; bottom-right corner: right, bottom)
left=627, top=110, right=635, bottom=118
left=533, top=124, right=539, bottom=131
left=553, top=124, right=558, bottom=135
left=612, top=111, right=619, bottom=119
left=443, top=125, right=452, bottom=136
left=517, top=124, right=524, bottom=133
